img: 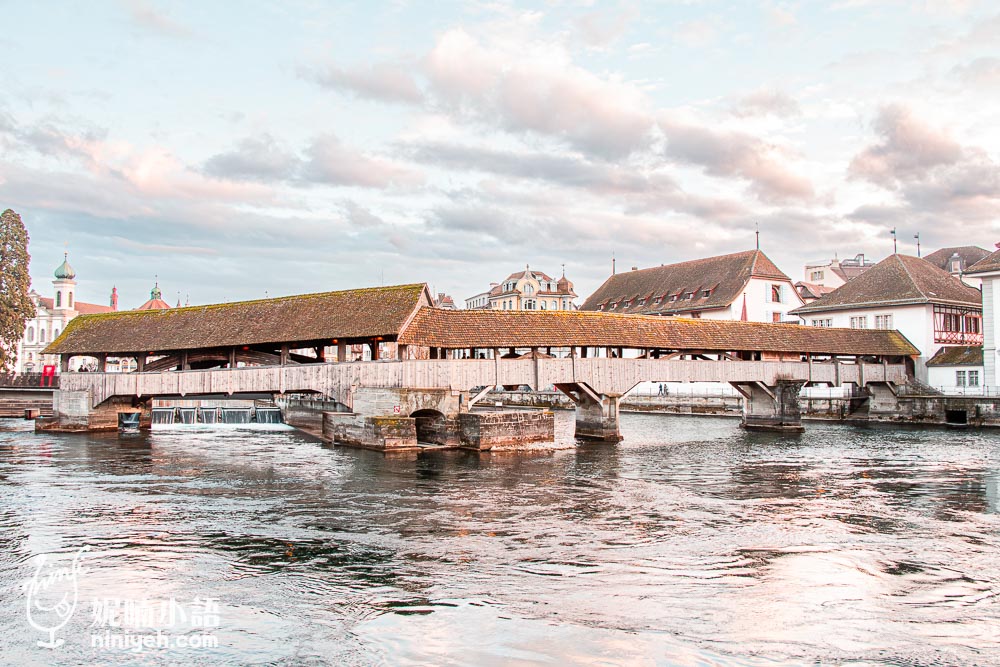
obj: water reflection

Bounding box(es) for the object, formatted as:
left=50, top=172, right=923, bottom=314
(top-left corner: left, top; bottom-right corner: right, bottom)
left=0, top=415, right=998, bottom=665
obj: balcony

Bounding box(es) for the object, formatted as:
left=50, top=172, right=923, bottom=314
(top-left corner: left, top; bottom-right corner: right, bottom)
left=934, top=330, right=984, bottom=345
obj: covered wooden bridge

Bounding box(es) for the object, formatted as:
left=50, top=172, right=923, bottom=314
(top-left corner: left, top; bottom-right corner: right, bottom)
left=43, top=283, right=918, bottom=445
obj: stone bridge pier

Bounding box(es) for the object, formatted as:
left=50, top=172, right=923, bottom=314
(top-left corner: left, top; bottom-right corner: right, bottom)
left=732, top=379, right=806, bottom=433
left=320, top=386, right=555, bottom=452
left=555, top=383, right=623, bottom=443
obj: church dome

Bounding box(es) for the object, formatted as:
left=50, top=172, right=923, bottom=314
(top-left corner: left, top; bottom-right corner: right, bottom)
left=54, top=253, right=76, bottom=280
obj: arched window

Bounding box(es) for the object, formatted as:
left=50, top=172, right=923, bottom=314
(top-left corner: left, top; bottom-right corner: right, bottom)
left=68, top=292, right=74, bottom=308
left=26, top=327, right=34, bottom=342
left=56, top=292, right=62, bottom=307
left=27, top=353, right=33, bottom=361
left=53, top=329, right=59, bottom=339
left=39, top=329, right=46, bottom=343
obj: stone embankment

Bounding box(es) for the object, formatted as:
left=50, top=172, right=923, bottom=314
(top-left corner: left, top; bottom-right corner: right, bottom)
left=492, top=390, right=1000, bottom=428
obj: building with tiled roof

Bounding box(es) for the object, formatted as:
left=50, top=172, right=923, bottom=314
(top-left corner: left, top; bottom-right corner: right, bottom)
left=926, top=345, right=984, bottom=393
left=465, top=265, right=577, bottom=311
left=433, top=293, right=457, bottom=310
left=15, top=253, right=116, bottom=373
left=579, top=249, right=803, bottom=323
left=964, top=245, right=1000, bottom=387
left=802, top=253, right=875, bottom=290
left=795, top=282, right=835, bottom=303
left=790, top=254, right=983, bottom=381
left=135, top=281, right=173, bottom=311
left=923, top=245, right=991, bottom=288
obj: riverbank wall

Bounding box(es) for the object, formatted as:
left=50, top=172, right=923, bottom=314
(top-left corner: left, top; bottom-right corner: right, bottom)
left=491, top=390, right=1000, bottom=428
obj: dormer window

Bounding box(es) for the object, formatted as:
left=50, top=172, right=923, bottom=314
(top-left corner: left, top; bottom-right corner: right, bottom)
left=701, top=289, right=711, bottom=298
left=683, top=292, right=694, bottom=300
left=652, top=296, right=662, bottom=304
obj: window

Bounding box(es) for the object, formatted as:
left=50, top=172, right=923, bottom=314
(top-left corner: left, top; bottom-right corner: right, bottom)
left=770, top=285, right=782, bottom=303
left=969, top=370, right=980, bottom=386
left=552, top=300, right=557, bottom=309
left=39, top=329, right=46, bottom=342
left=68, top=292, right=73, bottom=308
left=525, top=284, right=534, bottom=295
left=690, top=312, right=701, bottom=318
left=26, top=327, right=34, bottom=342
left=810, top=319, right=832, bottom=327
left=540, top=301, right=546, bottom=310
left=670, top=294, right=678, bottom=302
left=874, top=314, right=893, bottom=329
left=525, top=299, right=535, bottom=310
left=55, top=292, right=62, bottom=307
left=850, top=316, right=867, bottom=329
left=653, top=296, right=662, bottom=304
left=956, top=371, right=967, bottom=387
left=53, top=329, right=59, bottom=339
left=701, top=289, right=711, bottom=298
left=682, top=292, right=693, bottom=300
left=810, top=270, right=824, bottom=281
left=772, top=312, right=782, bottom=323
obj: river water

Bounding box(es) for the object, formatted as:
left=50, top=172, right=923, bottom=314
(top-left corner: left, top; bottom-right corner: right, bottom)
left=1, top=413, right=998, bottom=666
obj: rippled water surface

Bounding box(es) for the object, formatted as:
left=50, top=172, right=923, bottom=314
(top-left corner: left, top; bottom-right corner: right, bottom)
left=1, top=413, right=999, bottom=666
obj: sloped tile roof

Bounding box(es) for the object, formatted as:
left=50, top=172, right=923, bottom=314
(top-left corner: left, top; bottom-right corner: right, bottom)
left=926, top=345, right=983, bottom=366
left=45, top=284, right=431, bottom=355
left=36, top=297, right=114, bottom=315
left=580, top=250, right=791, bottom=315
left=923, top=246, right=990, bottom=272
left=966, top=247, right=1000, bottom=275
left=796, top=282, right=836, bottom=300
left=791, top=254, right=982, bottom=315
left=398, top=308, right=918, bottom=356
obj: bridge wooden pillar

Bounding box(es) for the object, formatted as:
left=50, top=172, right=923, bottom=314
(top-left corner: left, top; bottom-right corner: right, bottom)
left=136, top=354, right=146, bottom=373
left=337, top=341, right=347, bottom=362
left=732, top=380, right=805, bottom=433
left=228, top=348, right=236, bottom=368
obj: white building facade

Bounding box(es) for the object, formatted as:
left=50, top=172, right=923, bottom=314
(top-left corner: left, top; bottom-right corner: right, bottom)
left=15, top=254, right=115, bottom=373
left=465, top=266, right=577, bottom=311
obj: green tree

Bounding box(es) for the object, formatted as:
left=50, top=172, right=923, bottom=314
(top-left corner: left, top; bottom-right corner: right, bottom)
left=0, top=209, right=35, bottom=373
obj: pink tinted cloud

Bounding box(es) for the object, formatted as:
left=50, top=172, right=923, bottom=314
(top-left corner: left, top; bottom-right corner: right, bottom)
left=424, top=28, right=655, bottom=158
left=660, top=118, right=815, bottom=203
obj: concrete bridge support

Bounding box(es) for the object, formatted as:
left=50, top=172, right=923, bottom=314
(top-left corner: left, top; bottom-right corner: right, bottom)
left=865, top=381, right=900, bottom=417
left=733, top=380, right=805, bottom=433
left=555, top=383, right=623, bottom=443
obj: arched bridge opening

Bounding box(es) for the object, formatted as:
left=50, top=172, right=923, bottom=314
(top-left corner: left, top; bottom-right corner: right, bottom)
left=412, top=409, right=448, bottom=445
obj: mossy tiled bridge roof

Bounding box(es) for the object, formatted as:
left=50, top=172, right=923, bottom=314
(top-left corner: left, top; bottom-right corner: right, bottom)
left=45, top=283, right=918, bottom=359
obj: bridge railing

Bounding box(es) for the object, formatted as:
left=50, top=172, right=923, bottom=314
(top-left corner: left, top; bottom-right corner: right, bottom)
left=56, top=358, right=909, bottom=408
left=0, top=373, right=59, bottom=389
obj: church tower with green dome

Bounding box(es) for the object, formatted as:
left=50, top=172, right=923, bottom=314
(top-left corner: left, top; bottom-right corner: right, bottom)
left=52, top=252, right=77, bottom=312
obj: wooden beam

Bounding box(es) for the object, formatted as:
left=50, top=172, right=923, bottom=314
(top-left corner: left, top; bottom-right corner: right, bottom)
left=467, top=385, right=496, bottom=408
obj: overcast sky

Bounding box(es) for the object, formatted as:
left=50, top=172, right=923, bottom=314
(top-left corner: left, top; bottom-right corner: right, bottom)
left=3, top=1, right=999, bottom=309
